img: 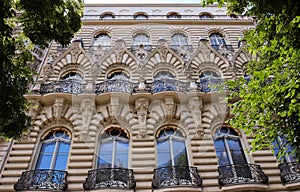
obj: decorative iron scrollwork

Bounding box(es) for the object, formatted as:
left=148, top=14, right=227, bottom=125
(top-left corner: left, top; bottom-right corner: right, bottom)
left=218, top=163, right=268, bottom=187
left=40, top=80, right=85, bottom=94
left=14, top=169, right=68, bottom=191
left=95, top=79, right=138, bottom=94
left=278, top=161, right=300, bottom=185
left=152, top=166, right=202, bottom=189
left=83, top=168, right=136, bottom=190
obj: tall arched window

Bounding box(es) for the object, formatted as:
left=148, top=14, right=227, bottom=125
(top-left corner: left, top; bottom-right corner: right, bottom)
left=156, top=127, right=188, bottom=167
left=93, top=33, right=111, bottom=47
left=274, top=136, right=296, bottom=163
left=209, top=33, right=227, bottom=50
left=153, top=71, right=176, bottom=92
left=171, top=33, right=189, bottom=50
left=214, top=127, right=247, bottom=166
left=36, top=130, right=71, bottom=170
left=199, top=70, right=222, bottom=92
left=133, top=33, right=150, bottom=46
left=98, top=128, right=129, bottom=169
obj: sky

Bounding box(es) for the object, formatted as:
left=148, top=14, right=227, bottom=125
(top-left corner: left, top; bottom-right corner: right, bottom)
left=84, top=0, right=201, bottom=4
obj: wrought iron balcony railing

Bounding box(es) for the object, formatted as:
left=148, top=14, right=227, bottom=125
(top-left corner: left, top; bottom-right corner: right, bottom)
left=150, top=80, right=190, bottom=93
left=40, top=80, right=85, bottom=95
left=278, top=161, right=300, bottom=185
left=200, top=76, right=224, bottom=93
left=83, top=168, right=136, bottom=190
left=39, top=79, right=226, bottom=95
left=14, top=169, right=68, bottom=191
left=218, top=163, right=268, bottom=187
left=95, top=79, right=138, bottom=94
left=152, top=166, right=202, bottom=189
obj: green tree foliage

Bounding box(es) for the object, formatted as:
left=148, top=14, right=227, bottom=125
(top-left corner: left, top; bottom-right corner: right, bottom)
left=0, top=0, right=83, bottom=139
left=202, top=0, right=300, bottom=160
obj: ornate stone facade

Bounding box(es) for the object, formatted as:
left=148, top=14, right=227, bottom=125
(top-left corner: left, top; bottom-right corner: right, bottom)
left=0, top=3, right=298, bottom=192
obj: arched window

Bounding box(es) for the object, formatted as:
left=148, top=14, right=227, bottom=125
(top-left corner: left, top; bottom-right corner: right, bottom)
left=153, top=71, right=176, bottom=92
left=108, top=71, right=129, bottom=80
left=199, top=70, right=222, bottom=92
left=209, top=33, right=227, bottom=50
left=100, top=13, right=115, bottom=20
left=134, top=13, right=148, bottom=20
left=93, top=32, right=111, bottom=47
left=167, top=12, right=181, bottom=19
left=61, top=72, right=83, bottom=82
left=156, top=127, right=188, bottom=167
left=214, top=127, right=247, bottom=166
left=133, top=33, right=150, bottom=46
left=36, top=130, right=71, bottom=170
left=98, top=128, right=129, bottom=168
left=171, top=33, right=189, bottom=48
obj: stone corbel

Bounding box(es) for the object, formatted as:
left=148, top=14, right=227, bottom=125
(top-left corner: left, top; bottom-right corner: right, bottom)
left=164, top=97, right=176, bottom=122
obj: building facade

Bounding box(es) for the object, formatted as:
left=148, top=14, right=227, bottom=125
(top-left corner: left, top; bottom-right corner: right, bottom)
left=0, top=3, right=299, bottom=192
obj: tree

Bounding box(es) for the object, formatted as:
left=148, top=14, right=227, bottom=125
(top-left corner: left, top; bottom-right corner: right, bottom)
left=202, top=0, right=300, bottom=160
left=0, top=0, right=83, bottom=139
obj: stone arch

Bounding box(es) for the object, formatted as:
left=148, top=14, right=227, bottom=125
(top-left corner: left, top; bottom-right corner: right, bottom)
left=144, top=39, right=185, bottom=73
left=232, top=49, right=251, bottom=77
left=188, top=40, right=229, bottom=80
left=93, top=39, right=139, bottom=81
left=42, top=41, right=93, bottom=82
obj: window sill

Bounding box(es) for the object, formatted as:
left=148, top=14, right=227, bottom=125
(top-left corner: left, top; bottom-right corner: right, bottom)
left=284, top=182, right=300, bottom=190
left=153, top=186, right=202, bottom=192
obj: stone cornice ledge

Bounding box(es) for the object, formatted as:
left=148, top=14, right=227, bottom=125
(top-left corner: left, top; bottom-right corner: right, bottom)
left=153, top=187, right=202, bottom=192
left=221, top=183, right=269, bottom=192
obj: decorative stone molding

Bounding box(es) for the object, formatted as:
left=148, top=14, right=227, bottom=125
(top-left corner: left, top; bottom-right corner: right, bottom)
left=134, top=98, right=149, bottom=138
left=27, top=99, right=41, bottom=118
left=187, top=97, right=204, bottom=137
left=52, top=98, right=67, bottom=120
left=164, top=97, right=176, bottom=122
left=80, top=97, right=96, bottom=128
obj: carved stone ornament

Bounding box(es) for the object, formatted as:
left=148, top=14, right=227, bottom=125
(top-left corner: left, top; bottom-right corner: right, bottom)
left=42, top=63, right=54, bottom=81
left=70, top=41, right=82, bottom=63
left=27, top=99, right=41, bottom=118
left=157, top=39, right=169, bottom=62
left=109, top=97, right=120, bottom=123
left=135, top=45, right=148, bottom=60
left=188, top=97, right=203, bottom=137
left=198, top=39, right=211, bottom=61
left=114, top=39, right=126, bottom=63
left=80, top=97, right=96, bottom=128
left=52, top=98, right=66, bottom=119
left=135, top=98, right=149, bottom=137
left=164, top=97, right=175, bottom=122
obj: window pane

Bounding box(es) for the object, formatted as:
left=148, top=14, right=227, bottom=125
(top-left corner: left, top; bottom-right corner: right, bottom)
left=115, top=141, right=129, bottom=168
left=98, top=141, right=113, bottom=168
left=157, top=139, right=172, bottom=167
left=54, top=142, right=70, bottom=170
left=172, top=139, right=188, bottom=166
left=227, top=138, right=247, bottom=164
left=36, top=142, right=55, bottom=169
left=214, top=139, right=230, bottom=166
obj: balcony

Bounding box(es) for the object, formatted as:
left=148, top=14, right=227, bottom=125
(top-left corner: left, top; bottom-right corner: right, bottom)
left=150, top=80, right=190, bottom=93
left=278, top=161, right=300, bottom=185
left=83, top=168, right=136, bottom=190
left=152, top=166, right=202, bottom=189
left=95, top=79, right=138, bottom=94
left=218, top=164, right=268, bottom=187
left=14, top=169, right=68, bottom=191
left=40, top=80, right=85, bottom=94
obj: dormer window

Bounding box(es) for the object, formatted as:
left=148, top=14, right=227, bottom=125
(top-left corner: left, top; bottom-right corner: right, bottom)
left=134, top=13, right=148, bottom=20
left=167, top=12, right=181, bottom=19
left=100, top=13, right=115, bottom=20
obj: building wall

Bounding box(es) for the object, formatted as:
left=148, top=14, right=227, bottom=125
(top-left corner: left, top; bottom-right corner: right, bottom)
left=0, top=4, right=298, bottom=192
